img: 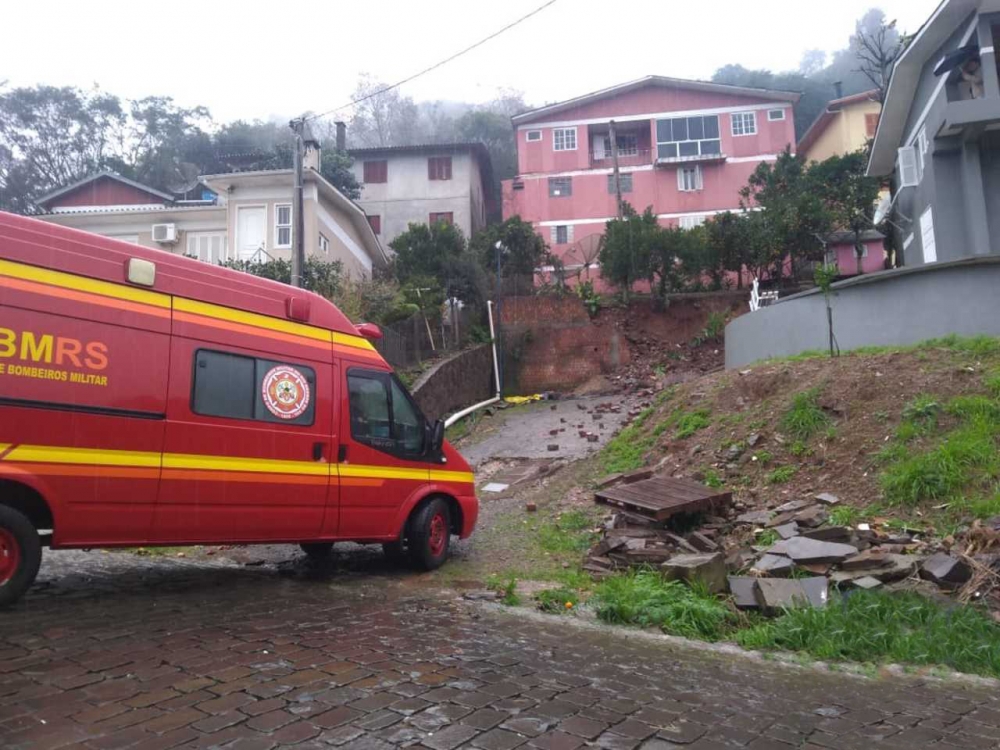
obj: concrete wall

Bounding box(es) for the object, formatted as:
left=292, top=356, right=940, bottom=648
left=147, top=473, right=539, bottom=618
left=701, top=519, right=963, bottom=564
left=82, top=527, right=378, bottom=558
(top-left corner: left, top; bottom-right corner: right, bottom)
left=725, top=257, right=1000, bottom=368
left=353, top=151, right=477, bottom=245
left=411, top=345, right=495, bottom=422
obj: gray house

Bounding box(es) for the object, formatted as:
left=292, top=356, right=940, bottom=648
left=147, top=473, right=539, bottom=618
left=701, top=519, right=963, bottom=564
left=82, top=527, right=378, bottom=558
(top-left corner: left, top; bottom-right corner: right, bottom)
left=869, top=0, right=1000, bottom=266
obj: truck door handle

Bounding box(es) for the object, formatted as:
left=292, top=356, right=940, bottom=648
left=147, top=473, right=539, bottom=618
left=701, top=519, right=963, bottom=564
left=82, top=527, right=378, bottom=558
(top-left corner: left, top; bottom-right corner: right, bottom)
left=313, top=442, right=325, bottom=461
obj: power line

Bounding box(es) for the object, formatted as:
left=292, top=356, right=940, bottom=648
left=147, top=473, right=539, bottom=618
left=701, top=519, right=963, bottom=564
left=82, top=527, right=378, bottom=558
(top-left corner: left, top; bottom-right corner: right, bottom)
left=305, top=0, right=558, bottom=124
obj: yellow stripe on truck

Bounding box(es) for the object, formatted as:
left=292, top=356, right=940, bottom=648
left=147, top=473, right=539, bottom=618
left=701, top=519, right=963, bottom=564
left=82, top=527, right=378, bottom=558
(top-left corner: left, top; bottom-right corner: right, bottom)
left=162, top=452, right=330, bottom=476
left=3, top=444, right=473, bottom=484
left=0, top=259, right=171, bottom=309
left=5, top=445, right=161, bottom=467
left=174, top=297, right=331, bottom=344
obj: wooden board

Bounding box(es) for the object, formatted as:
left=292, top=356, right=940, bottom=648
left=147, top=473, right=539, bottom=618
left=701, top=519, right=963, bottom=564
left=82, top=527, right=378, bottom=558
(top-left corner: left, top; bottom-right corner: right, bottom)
left=595, top=477, right=732, bottom=522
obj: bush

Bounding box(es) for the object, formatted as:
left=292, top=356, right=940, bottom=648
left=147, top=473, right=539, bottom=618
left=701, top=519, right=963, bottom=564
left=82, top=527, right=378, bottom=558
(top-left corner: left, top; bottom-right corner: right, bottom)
left=780, top=388, right=830, bottom=441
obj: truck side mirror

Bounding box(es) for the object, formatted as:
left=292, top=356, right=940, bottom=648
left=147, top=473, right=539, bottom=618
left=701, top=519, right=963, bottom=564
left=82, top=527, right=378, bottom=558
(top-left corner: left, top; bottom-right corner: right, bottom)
left=430, top=419, right=445, bottom=455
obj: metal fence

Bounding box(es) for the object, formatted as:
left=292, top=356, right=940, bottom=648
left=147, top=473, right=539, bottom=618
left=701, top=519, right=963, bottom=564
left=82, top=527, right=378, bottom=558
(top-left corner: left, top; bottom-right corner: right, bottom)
left=374, top=308, right=480, bottom=370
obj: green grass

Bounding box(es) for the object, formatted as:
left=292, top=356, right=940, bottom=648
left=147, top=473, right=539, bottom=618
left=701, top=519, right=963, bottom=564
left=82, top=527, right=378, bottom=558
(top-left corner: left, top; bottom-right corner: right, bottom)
left=767, top=466, right=796, bottom=484
left=789, top=440, right=811, bottom=457
left=592, top=570, right=735, bottom=641
left=600, top=406, right=657, bottom=474
left=737, top=590, right=1000, bottom=679
left=702, top=469, right=724, bottom=488
left=829, top=505, right=863, bottom=527
left=780, top=388, right=831, bottom=441
left=486, top=573, right=520, bottom=606
left=902, top=394, right=941, bottom=428
left=674, top=410, right=711, bottom=439
left=535, top=587, right=580, bottom=613
left=762, top=334, right=1000, bottom=366
left=537, top=510, right=597, bottom=554
left=755, top=529, right=779, bottom=547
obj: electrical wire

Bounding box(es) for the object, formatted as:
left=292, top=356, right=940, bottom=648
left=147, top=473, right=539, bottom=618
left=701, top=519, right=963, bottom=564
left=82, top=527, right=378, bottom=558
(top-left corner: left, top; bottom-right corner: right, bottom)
left=305, top=0, right=558, bottom=124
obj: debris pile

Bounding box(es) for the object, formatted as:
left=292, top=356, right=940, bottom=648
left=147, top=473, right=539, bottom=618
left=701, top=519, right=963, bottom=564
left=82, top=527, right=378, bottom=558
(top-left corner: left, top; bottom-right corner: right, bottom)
left=585, top=479, right=985, bottom=612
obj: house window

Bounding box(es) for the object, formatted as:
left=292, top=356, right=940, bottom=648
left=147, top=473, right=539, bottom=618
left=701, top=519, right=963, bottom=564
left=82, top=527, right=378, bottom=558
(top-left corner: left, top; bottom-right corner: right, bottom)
left=655, top=115, right=721, bottom=160
left=865, top=113, right=879, bottom=137
left=363, top=160, right=388, bottom=183
left=915, top=126, right=928, bottom=181
left=552, top=225, right=572, bottom=245
left=275, top=204, right=292, bottom=248
left=368, top=215, right=381, bottom=235
left=602, top=133, right=638, bottom=157
left=767, top=109, right=785, bottom=121
left=526, top=130, right=542, bottom=142
left=607, top=174, right=633, bottom=193
left=920, top=206, right=937, bottom=263
left=186, top=232, right=228, bottom=263
left=731, top=112, right=757, bottom=137
left=318, top=233, right=330, bottom=255
left=679, top=215, right=706, bottom=230
left=192, top=349, right=316, bottom=426
left=548, top=177, right=572, bottom=197
left=429, top=212, right=454, bottom=225
left=553, top=128, right=577, bottom=151
left=677, top=165, right=703, bottom=192
left=428, top=156, right=452, bottom=180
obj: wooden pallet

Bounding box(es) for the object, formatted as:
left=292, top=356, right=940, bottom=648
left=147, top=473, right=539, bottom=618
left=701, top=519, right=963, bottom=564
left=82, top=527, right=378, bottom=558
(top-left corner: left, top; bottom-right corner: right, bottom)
left=595, top=476, right=732, bottom=522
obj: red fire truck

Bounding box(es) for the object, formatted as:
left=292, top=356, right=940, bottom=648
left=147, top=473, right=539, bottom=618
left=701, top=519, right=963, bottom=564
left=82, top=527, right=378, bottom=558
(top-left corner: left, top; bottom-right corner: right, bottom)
left=0, top=212, right=478, bottom=606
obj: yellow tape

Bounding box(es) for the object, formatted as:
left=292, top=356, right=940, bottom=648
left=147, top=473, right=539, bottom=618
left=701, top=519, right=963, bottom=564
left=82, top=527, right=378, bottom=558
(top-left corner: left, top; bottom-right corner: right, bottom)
left=0, top=259, right=171, bottom=308
left=6, top=445, right=161, bottom=467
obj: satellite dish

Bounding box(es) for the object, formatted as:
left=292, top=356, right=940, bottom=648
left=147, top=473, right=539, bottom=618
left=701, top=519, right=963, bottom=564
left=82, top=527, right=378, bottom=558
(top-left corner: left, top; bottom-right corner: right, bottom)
left=873, top=193, right=891, bottom=225
left=166, top=162, right=202, bottom=196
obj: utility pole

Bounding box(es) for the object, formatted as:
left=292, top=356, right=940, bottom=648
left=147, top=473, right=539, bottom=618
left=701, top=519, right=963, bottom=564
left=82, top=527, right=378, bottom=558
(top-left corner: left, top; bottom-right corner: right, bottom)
left=289, top=117, right=306, bottom=288
left=609, top=119, right=623, bottom=219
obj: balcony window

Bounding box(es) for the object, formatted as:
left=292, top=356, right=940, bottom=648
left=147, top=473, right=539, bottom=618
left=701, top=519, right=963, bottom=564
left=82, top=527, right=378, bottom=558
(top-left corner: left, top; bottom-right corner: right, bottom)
left=601, top=133, right=638, bottom=157
left=656, top=115, right=721, bottom=160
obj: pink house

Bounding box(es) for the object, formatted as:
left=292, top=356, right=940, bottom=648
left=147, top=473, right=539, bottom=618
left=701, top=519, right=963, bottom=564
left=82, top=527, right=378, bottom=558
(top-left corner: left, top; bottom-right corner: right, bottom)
left=502, top=76, right=800, bottom=281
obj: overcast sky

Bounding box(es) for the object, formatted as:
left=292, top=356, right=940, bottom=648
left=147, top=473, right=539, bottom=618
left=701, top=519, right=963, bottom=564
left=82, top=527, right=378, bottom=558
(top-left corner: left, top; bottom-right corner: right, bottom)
left=3, top=0, right=939, bottom=125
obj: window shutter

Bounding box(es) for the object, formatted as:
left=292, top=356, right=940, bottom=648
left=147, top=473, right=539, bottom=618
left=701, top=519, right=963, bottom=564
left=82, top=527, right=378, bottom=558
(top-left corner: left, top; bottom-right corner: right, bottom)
left=920, top=207, right=937, bottom=263
left=567, top=225, right=574, bottom=243
left=550, top=226, right=558, bottom=243
left=696, top=166, right=703, bottom=190
left=897, top=146, right=919, bottom=188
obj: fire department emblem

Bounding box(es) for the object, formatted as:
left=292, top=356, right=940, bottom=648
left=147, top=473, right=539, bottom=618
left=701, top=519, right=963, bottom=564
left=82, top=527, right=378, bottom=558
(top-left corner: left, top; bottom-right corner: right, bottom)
left=261, top=365, right=310, bottom=420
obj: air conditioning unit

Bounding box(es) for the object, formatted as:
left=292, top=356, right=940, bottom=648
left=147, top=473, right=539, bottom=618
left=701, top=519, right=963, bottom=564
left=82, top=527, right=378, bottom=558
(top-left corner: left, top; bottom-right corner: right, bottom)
left=152, top=223, right=177, bottom=244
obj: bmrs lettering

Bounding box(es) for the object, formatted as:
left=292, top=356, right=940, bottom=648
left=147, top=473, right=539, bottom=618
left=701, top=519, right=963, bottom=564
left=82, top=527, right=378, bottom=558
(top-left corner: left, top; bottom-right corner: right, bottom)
left=0, top=328, right=108, bottom=371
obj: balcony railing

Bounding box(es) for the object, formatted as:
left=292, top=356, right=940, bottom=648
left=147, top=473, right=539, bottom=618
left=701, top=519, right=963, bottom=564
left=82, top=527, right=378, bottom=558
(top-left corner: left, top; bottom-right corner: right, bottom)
left=589, top=148, right=654, bottom=169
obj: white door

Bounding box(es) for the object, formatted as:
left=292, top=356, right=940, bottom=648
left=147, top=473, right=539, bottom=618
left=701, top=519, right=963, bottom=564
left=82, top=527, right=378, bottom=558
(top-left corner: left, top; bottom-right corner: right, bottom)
left=236, top=206, right=266, bottom=261
left=919, top=206, right=937, bottom=264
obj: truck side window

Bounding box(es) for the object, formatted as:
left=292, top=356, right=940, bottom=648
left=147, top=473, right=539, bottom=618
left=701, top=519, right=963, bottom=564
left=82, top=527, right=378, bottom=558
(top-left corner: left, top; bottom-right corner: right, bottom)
left=347, top=370, right=426, bottom=457
left=192, top=349, right=316, bottom=426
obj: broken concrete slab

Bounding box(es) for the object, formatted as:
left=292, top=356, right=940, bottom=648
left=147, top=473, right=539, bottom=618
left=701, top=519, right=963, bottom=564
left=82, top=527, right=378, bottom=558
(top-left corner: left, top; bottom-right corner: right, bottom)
left=840, top=549, right=892, bottom=571
left=769, top=537, right=859, bottom=564
left=662, top=553, right=727, bottom=593
left=830, top=554, right=917, bottom=585
left=815, top=492, right=841, bottom=505
left=686, top=532, right=718, bottom=553
left=773, top=523, right=800, bottom=540
left=792, top=506, right=829, bottom=528
left=754, top=577, right=829, bottom=613
left=728, top=577, right=758, bottom=609
left=751, top=554, right=796, bottom=577
left=851, top=576, right=883, bottom=590
left=920, top=553, right=972, bottom=589
left=736, top=510, right=773, bottom=525
left=774, top=499, right=813, bottom=513
left=800, top=526, right=852, bottom=543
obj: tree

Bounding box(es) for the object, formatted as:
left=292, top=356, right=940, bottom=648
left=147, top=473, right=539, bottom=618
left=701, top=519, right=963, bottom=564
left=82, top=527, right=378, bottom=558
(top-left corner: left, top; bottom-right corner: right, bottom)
left=598, top=204, right=659, bottom=300
left=648, top=225, right=704, bottom=306
left=347, top=74, right=420, bottom=148
left=390, top=220, right=485, bottom=308
left=809, top=150, right=881, bottom=275
left=221, top=256, right=344, bottom=300
left=319, top=147, right=361, bottom=201
left=702, top=211, right=749, bottom=289
left=850, top=9, right=905, bottom=102
left=470, top=215, right=550, bottom=293
left=740, top=149, right=832, bottom=281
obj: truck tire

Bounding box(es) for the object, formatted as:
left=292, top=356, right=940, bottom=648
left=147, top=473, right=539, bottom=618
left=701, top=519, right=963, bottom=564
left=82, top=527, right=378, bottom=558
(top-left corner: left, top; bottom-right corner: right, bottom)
left=407, top=498, right=451, bottom=571
left=299, top=542, right=334, bottom=560
left=0, top=506, right=41, bottom=608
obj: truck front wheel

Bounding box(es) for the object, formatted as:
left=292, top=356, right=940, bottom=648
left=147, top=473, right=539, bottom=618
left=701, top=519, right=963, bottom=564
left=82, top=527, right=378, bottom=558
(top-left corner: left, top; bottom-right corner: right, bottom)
left=0, top=506, right=41, bottom=608
left=407, top=499, right=451, bottom=571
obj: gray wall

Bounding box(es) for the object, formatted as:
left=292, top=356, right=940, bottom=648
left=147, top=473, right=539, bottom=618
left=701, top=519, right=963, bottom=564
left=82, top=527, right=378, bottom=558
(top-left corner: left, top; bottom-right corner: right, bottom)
left=725, top=257, right=1000, bottom=368
left=411, top=345, right=495, bottom=421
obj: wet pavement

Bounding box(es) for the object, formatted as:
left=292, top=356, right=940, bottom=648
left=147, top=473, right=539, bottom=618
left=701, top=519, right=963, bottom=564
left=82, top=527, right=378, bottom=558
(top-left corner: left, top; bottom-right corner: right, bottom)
left=2, top=549, right=1000, bottom=749
left=461, top=398, right=635, bottom=467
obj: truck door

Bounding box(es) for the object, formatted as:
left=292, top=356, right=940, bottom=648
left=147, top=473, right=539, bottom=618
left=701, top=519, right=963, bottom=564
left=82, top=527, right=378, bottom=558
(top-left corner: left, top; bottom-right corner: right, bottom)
left=153, top=338, right=333, bottom=543
left=338, top=367, right=430, bottom=539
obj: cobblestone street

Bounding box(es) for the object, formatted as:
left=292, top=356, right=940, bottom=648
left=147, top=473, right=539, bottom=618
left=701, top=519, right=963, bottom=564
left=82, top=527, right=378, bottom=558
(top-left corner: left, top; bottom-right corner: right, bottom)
left=2, top=550, right=1000, bottom=750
